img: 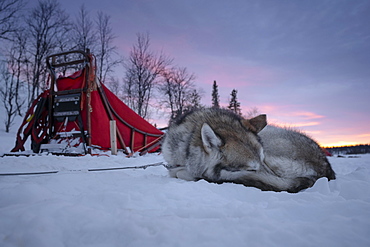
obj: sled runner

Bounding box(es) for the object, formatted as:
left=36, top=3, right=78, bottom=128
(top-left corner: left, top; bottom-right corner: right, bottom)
left=10, top=50, right=163, bottom=156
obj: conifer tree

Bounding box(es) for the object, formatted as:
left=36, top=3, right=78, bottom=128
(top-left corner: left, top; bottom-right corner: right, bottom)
left=228, top=89, right=242, bottom=115
left=211, top=80, right=220, bottom=108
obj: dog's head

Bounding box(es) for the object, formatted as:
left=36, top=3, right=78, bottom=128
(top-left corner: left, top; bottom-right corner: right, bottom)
left=201, top=114, right=267, bottom=181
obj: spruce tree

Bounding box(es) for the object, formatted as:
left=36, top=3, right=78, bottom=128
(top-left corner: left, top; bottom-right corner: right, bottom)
left=211, top=80, right=220, bottom=108
left=228, top=89, right=242, bottom=115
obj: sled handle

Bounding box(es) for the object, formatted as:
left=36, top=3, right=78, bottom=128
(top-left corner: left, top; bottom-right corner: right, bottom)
left=46, top=50, right=90, bottom=69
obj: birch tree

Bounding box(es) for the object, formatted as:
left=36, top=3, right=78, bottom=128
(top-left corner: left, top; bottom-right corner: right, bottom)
left=159, top=66, right=201, bottom=119
left=0, top=51, right=25, bottom=132
left=95, top=11, right=121, bottom=83
left=123, top=32, right=172, bottom=119
left=26, top=0, right=71, bottom=105
left=72, top=4, right=96, bottom=52
left=0, top=0, right=25, bottom=40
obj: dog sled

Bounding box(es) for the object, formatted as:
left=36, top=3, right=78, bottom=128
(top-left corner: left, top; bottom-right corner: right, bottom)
left=10, top=50, right=163, bottom=156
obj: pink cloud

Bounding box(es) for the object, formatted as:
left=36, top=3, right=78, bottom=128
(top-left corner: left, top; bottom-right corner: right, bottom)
left=284, top=121, right=321, bottom=128
left=291, top=111, right=325, bottom=120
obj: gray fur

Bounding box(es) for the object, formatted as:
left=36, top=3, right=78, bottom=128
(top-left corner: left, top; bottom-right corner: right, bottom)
left=162, top=108, right=336, bottom=193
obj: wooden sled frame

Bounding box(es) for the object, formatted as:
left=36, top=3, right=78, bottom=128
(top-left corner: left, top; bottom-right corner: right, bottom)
left=46, top=49, right=164, bottom=155
left=10, top=49, right=164, bottom=156
left=46, top=50, right=93, bottom=153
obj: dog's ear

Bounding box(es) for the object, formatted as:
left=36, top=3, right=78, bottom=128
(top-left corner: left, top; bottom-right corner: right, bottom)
left=241, top=114, right=267, bottom=133
left=201, top=123, right=222, bottom=153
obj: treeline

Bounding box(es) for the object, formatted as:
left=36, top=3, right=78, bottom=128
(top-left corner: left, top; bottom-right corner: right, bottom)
left=0, top=0, right=204, bottom=132
left=1, top=0, right=255, bottom=133
left=325, top=144, right=370, bottom=155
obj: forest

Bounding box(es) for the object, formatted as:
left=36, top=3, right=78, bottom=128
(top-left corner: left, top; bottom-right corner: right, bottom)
left=325, top=144, right=370, bottom=155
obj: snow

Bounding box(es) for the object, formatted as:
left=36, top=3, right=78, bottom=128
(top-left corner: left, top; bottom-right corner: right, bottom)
left=1, top=128, right=370, bottom=246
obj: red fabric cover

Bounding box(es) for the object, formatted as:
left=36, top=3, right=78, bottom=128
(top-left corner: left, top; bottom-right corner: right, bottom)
left=56, top=69, right=85, bottom=91
left=89, top=85, right=163, bottom=151
left=54, top=69, right=163, bottom=152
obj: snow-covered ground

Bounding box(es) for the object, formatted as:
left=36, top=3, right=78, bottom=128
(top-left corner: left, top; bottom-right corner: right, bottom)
left=1, top=127, right=370, bottom=247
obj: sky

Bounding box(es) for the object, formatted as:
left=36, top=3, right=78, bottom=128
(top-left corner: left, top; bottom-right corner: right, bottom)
left=46, top=0, right=370, bottom=147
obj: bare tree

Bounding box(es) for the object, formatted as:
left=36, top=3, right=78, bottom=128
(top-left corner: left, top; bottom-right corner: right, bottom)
left=106, top=75, right=121, bottom=96
left=186, top=88, right=204, bottom=111
left=0, top=0, right=25, bottom=41
left=25, top=0, right=71, bottom=105
left=72, top=4, right=96, bottom=52
left=0, top=61, right=15, bottom=132
left=0, top=55, right=25, bottom=132
left=123, top=32, right=172, bottom=119
left=159, top=66, right=201, bottom=119
left=246, top=106, right=260, bottom=118
left=54, top=19, right=74, bottom=54
left=95, top=11, right=121, bottom=83
left=6, top=29, right=27, bottom=116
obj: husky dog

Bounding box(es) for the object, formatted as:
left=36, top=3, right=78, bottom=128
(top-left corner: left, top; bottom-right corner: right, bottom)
left=162, top=108, right=335, bottom=193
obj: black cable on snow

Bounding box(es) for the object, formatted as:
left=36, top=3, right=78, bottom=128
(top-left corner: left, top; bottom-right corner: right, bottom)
left=0, top=171, right=59, bottom=176
left=0, top=162, right=164, bottom=177
left=88, top=162, right=164, bottom=172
